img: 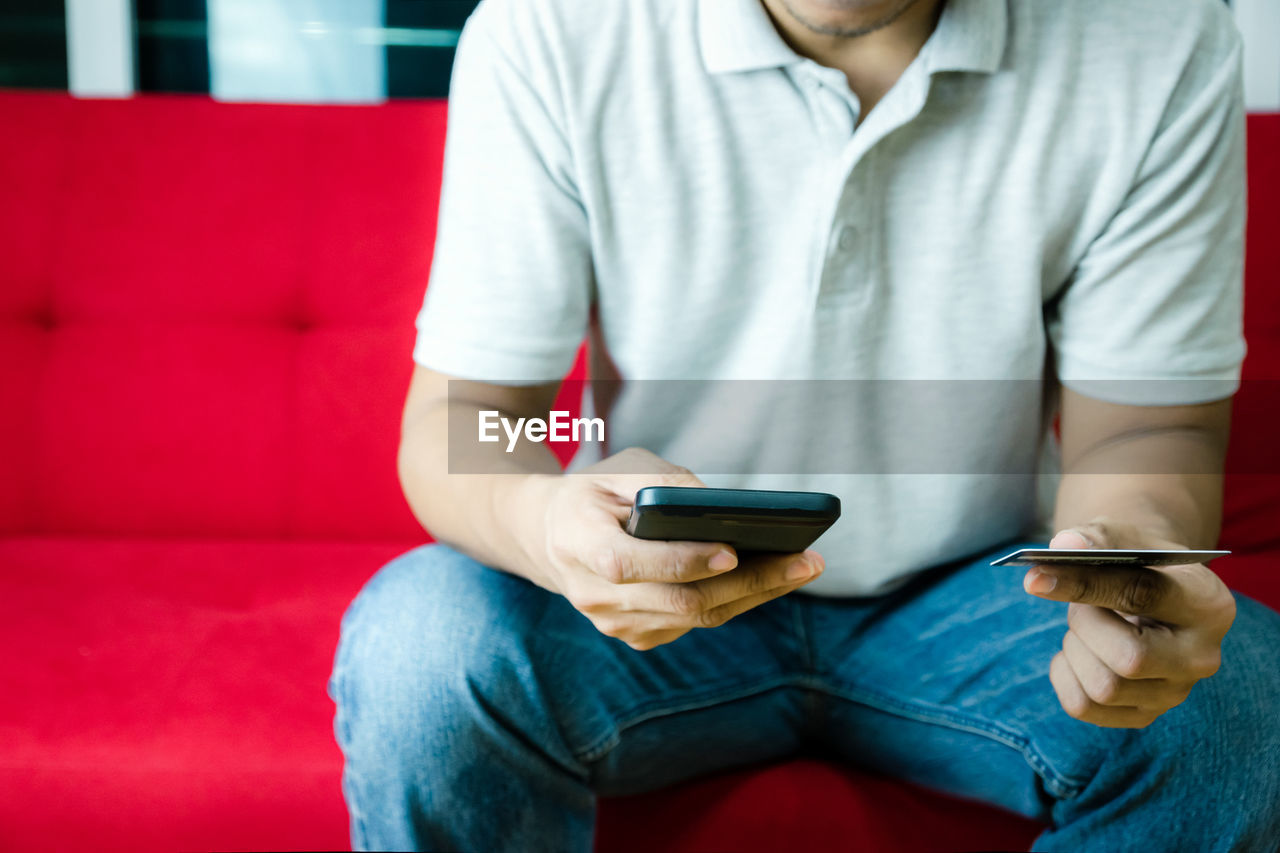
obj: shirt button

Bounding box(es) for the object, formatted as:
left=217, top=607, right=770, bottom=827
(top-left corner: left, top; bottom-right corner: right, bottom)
left=837, top=225, right=858, bottom=251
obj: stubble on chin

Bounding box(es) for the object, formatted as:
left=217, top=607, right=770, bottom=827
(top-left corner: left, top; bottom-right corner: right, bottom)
left=776, top=0, right=926, bottom=38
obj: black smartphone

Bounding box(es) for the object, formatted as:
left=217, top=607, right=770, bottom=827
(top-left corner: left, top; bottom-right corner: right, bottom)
left=625, top=486, right=841, bottom=554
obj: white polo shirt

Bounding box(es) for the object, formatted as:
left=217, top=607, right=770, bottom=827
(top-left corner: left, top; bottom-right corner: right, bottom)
left=413, top=0, right=1247, bottom=595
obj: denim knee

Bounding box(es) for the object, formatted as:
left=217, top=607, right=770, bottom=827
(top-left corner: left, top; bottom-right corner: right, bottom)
left=335, top=545, right=488, bottom=758
left=1179, top=595, right=1280, bottom=834
left=1095, top=594, right=1280, bottom=847
left=330, top=545, right=598, bottom=849
left=329, top=544, right=580, bottom=774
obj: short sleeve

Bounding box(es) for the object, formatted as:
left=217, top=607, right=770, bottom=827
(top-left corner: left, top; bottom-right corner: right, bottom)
left=1047, top=19, right=1247, bottom=406
left=412, top=2, right=591, bottom=383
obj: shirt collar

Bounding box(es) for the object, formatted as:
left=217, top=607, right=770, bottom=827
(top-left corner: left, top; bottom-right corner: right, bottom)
left=700, top=0, right=800, bottom=74
left=699, top=0, right=1008, bottom=77
left=921, top=0, right=1007, bottom=75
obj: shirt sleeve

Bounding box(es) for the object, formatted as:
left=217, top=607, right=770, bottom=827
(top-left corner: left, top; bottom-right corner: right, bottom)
left=411, top=2, right=591, bottom=384
left=1046, top=17, right=1247, bottom=406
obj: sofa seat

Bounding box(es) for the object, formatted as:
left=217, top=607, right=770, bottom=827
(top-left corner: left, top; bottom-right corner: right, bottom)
left=4, top=534, right=1276, bottom=851
left=0, top=537, right=407, bottom=852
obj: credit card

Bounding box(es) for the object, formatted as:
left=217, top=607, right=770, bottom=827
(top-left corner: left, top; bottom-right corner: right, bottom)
left=991, top=548, right=1230, bottom=568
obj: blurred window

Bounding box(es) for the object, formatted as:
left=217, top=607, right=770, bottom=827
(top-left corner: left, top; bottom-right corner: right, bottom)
left=0, top=0, right=68, bottom=90
left=0, top=0, right=1270, bottom=109
left=207, top=0, right=386, bottom=103
left=0, top=0, right=478, bottom=100
left=385, top=0, right=474, bottom=99
left=137, top=0, right=209, bottom=93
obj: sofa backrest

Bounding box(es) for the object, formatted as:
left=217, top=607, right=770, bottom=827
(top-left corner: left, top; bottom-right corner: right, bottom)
left=1, top=92, right=1276, bottom=550
left=1223, top=113, right=1280, bottom=553
left=0, top=91, right=440, bottom=541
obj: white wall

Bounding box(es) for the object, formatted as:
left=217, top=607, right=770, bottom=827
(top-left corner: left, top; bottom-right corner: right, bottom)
left=66, top=0, right=134, bottom=98
left=1236, top=0, right=1280, bottom=112
left=208, top=0, right=385, bottom=104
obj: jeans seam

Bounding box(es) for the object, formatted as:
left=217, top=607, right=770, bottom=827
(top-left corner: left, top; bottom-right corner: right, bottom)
left=792, top=597, right=815, bottom=673
left=814, top=678, right=1088, bottom=799
left=330, top=662, right=370, bottom=849
left=574, top=673, right=801, bottom=763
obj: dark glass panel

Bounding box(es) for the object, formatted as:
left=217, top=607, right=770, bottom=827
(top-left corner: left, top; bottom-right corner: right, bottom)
left=135, top=0, right=209, bottom=93
left=0, top=0, right=68, bottom=90
left=385, top=0, right=478, bottom=98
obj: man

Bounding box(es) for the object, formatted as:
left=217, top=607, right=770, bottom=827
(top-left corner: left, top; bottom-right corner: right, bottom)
left=329, top=0, right=1280, bottom=849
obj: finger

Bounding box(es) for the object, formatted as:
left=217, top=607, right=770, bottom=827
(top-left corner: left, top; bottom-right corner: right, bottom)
left=1025, top=563, right=1178, bottom=619
left=693, top=550, right=825, bottom=610
left=616, top=551, right=823, bottom=616
left=1050, top=521, right=1163, bottom=552
left=1062, top=629, right=1164, bottom=707
left=693, top=568, right=821, bottom=629
left=1062, top=626, right=1193, bottom=711
left=1049, top=528, right=1098, bottom=550
left=1050, top=651, right=1158, bottom=729
left=590, top=448, right=707, bottom=501
left=622, top=628, right=690, bottom=652
left=1066, top=602, right=1178, bottom=679
left=590, top=519, right=739, bottom=584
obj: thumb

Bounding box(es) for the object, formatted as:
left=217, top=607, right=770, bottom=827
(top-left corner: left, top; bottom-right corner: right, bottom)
left=1025, top=562, right=1174, bottom=617
left=589, top=449, right=707, bottom=504
left=1028, top=526, right=1105, bottom=599
left=1032, top=525, right=1177, bottom=616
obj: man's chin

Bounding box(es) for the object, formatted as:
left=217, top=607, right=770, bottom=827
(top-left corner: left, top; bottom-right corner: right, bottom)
left=777, top=0, right=924, bottom=38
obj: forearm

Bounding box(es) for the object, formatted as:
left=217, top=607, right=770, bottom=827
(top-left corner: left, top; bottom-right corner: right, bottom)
left=1054, top=435, right=1224, bottom=549
left=397, top=401, right=564, bottom=591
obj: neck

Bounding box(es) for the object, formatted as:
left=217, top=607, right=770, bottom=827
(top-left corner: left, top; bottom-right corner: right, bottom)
left=760, top=0, right=945, bottom=116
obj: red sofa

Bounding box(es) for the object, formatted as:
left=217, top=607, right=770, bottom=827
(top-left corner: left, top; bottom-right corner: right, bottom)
left=1, top=89, right=1276, bottom=852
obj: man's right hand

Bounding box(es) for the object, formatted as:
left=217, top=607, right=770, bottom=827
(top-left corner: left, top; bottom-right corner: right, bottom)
left=526, top=447, right=825, bottom=651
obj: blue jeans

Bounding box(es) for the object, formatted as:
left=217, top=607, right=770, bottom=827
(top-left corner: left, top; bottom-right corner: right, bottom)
left=328, top=542, right=1280, bottom=852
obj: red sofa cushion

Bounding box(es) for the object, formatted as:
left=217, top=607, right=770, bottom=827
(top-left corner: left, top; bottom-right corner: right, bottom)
left=0, top=537, right=402, bottom=852
left=0, top=91, right=438, bottom=541
left=2, top=533, right=1271, bottom=852
left=595, top=760, right=1042, bottom=852
left=1222, top=114, right=1280, bottom=555
left=1242, top=115, right=1280, bottom=344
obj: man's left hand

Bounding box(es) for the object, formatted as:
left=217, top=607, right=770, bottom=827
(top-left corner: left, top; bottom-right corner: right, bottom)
left=1025, top=519, right=1237, bottom=728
